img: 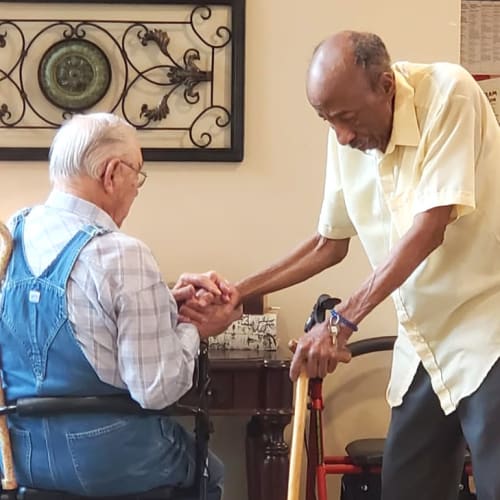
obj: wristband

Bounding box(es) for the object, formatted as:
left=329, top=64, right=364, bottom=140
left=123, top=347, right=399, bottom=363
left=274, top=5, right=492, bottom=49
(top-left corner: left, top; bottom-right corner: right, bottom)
left=329, top=310, right=358, bottom=332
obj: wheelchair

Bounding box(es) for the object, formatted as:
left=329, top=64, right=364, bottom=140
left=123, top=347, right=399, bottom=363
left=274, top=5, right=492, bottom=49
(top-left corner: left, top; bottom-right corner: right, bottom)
left=0, top=342, right=212, bottom=500
left=301, top=295, right=476, bottom=500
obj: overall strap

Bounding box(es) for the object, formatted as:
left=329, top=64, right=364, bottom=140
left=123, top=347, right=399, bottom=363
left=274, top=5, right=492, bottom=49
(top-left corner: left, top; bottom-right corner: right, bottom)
left=7, top=208, right=34, bottom=282
left=38, top=224, right=109, bottom=288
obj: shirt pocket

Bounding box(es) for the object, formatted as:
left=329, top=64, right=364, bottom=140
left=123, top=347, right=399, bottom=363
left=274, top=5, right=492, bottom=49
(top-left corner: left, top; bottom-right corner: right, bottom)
left=387, top=191, right=415, bottom=237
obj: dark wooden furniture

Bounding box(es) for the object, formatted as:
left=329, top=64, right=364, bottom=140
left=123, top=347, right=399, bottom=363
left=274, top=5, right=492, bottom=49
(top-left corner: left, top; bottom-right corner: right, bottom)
left=207, top=348, right=293, bottom=500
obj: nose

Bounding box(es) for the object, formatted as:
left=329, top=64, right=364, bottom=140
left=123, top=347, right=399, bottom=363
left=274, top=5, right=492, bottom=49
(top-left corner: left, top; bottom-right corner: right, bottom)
left=332, top=124, right=356, bottom=146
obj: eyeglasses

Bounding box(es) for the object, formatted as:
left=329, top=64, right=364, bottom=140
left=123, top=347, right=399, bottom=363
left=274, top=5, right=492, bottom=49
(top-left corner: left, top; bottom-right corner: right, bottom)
left=120, top=160, right=147, bottom=188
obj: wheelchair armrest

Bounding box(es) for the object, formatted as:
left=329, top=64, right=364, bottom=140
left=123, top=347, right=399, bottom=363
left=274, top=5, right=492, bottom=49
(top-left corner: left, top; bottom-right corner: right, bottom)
left=0, top=395, right=206, bottom=418
left=13, top=395, right=174, bottom=416
left=0, top=341, right=211, bottom=419
left=347, top=336, right=396, bottom=358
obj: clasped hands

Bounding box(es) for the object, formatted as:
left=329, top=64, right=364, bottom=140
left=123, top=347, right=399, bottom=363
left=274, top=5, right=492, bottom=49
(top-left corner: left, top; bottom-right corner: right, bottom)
left=172, top=271, right=242, bottom=339
left=289, top=319, right=353, bottom=382
left=172, top=273, right=354, bottom=382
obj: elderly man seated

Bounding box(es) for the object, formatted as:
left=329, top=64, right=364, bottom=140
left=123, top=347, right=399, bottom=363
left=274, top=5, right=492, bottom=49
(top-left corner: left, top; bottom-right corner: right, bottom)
left=0, top=113, right=242, bottom=499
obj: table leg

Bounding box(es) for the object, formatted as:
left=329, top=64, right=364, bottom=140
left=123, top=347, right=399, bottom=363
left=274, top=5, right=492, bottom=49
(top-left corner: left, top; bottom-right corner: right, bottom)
left=246, top=414, right=292, bottom=500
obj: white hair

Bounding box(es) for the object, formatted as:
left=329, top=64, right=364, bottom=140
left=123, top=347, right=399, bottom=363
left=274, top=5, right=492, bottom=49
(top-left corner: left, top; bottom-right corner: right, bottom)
left=49, top=113, right=136, bottom=183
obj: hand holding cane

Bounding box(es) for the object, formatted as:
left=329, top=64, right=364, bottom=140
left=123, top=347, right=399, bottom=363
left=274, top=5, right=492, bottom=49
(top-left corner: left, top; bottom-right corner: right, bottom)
left=0, top=221, right=16, bottom=490
left=286, top=295, right=341, bottom=500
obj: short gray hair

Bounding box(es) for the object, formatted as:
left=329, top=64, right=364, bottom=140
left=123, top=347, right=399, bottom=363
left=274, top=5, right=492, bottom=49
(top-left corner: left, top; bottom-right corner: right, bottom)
left=49, top=113, right=136, bottom=183
left=349, top=32, right=392, bottom=87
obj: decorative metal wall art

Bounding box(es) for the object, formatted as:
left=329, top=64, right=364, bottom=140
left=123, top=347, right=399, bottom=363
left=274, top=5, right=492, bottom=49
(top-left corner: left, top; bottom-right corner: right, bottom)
left=0, top=0, right=245, bottom=161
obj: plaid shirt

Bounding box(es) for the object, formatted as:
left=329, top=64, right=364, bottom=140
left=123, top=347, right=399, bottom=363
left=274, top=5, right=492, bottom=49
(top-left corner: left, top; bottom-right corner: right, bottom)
left=8, top=190, right=199, bottom=409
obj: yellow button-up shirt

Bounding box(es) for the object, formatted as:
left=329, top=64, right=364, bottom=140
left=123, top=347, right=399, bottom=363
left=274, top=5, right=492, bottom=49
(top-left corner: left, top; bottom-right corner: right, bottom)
left=318, top=62, right=500, bottom=415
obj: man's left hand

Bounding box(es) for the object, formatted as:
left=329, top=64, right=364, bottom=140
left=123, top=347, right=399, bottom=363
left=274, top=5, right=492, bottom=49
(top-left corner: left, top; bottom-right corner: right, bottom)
left=289, top=320, right=352, bottom=381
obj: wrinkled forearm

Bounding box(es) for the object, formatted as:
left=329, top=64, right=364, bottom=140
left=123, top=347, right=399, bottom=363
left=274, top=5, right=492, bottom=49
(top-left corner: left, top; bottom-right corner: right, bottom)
left=339, top=205, right=453, bottom=326
left=236, top=233, right=350, bottom=300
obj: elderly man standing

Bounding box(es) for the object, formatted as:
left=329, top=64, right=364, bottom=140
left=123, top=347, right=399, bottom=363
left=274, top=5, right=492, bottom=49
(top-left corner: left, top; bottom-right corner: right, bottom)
left=0, top=113, right=241, bottom=499
left=236, top=31, right=500, bottom=499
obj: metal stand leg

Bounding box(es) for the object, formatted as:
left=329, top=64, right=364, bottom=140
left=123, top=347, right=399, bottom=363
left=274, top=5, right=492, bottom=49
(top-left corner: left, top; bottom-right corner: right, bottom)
left=195, top=341, right=211, bottom=500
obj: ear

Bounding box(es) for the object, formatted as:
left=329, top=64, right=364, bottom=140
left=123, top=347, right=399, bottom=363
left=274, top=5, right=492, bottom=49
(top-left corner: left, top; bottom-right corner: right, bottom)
left=379, top=71, right=395, bottom=98
left=101, top=158, right=121, bottom=195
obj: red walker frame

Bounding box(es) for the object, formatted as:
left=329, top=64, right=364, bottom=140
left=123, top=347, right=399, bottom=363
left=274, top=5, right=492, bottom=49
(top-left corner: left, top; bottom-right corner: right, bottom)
left=303, top=336, right=473, bottom=500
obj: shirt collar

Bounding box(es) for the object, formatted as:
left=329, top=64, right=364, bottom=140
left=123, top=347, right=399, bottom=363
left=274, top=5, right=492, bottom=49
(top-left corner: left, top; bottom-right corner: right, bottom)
left=45, top=190, right=119, bottom=231
left=384, top=68, right=421, bottom=155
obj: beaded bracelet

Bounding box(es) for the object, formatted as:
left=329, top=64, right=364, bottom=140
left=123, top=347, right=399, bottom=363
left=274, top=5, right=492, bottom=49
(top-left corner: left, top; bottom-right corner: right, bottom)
left=329, top=309, right=358, bottom=332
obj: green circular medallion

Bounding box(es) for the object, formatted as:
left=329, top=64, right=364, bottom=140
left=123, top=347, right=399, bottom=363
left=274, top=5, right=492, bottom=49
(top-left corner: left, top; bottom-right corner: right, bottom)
left=38, top=39, right=111, bottom=111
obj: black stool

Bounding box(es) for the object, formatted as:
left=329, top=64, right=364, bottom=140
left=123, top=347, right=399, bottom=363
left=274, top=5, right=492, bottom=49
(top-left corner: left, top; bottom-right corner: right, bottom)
left=340, top=438, right=474, bottom=500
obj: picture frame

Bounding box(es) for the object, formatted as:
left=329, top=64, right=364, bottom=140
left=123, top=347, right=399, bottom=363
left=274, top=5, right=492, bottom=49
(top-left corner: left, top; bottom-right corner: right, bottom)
left=0, top=0, right=245, bottom=161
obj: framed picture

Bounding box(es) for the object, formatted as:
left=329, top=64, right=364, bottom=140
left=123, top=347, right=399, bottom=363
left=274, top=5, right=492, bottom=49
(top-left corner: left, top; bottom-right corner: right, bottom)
left=0, top=0, right=245, bottom=161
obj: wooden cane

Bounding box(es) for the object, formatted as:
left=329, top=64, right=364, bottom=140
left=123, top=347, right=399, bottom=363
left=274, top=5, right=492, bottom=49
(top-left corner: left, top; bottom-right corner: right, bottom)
left=287, top=334, right=309, bottom=500
left=287, top=369, right=309, bottom=500
left=0, top=221, right=17, bottom=490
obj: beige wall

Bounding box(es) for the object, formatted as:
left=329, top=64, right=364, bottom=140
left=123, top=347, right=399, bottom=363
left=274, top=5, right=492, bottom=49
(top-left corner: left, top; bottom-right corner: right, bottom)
left=0, top=0, right=460, bottom=498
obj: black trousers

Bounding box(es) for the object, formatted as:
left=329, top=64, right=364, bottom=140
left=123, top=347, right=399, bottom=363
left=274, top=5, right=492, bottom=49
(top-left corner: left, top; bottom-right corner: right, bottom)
left=382, top=360, right=500, bottom=500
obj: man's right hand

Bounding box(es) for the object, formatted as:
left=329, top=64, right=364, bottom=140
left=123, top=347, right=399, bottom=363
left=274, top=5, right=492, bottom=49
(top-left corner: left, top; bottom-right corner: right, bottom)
left=289, top=320, right=352, bottom=381
left=171, top=271, right=231, bottom=307
left=178, top=283, right=243, bottom=339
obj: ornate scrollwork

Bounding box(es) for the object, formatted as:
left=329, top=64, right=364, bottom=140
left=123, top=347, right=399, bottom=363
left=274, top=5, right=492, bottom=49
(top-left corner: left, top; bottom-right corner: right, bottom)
left=189, top=105, right=231, bottom=148
left=0, top=21, right=27, bottom=126
left=139, top=28, right=170, bottom=56
left=0, top=104, right=11, bottom=121
left=174, top=49, right=211, bottom=104
left=140, top=95, right=169, bottom=122
left=0, top=2, right=242, bottom=159
left=190, top=6, right=231, bottom=48
left=137, top=29, right=212, bottom=123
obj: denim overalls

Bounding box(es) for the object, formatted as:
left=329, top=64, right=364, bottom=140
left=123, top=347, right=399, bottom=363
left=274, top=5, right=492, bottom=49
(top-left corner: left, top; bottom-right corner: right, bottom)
left=0, top=211, right=222, bottom=498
